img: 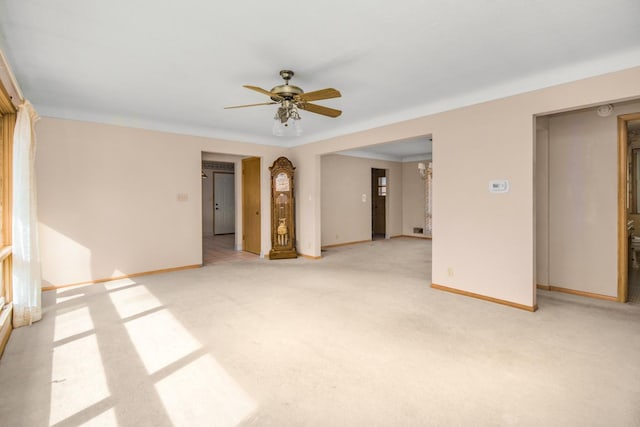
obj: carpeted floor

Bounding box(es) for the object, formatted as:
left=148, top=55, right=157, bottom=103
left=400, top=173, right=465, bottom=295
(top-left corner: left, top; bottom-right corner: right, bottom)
left=1, top=238, right=639, bottom=426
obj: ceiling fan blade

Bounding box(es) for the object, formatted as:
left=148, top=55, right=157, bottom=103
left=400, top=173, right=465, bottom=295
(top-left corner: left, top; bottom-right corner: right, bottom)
left=299, top=102, right=342, bottom=118
left=243, top=85, right=282, bottom=100
left=296, top=88, right=341, bottom=102
left=224, top=101, right=277, bottom=109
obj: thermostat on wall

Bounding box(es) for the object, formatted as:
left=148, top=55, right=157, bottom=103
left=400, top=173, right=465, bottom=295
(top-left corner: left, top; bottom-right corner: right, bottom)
left=489, top=180, right=509, bottom=193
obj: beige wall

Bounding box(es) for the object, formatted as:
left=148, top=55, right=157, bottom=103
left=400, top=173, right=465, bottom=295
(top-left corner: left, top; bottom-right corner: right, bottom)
left=35, top=66, right=640, bottom=308
left=536, top=101, right=640, bottom=297
left=320, top=154, right=402, bottom=246
left=36, top=118, right=287, bottom=286
left=402, top=161, right=429, bottom=237
left=293, top=66, right=640, bottom=309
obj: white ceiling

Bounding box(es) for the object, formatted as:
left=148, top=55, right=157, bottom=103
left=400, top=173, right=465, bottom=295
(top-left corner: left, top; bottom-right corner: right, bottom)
left=339, top=136, right=432, bottom=162
left=1, top=0, right=639, bottom=153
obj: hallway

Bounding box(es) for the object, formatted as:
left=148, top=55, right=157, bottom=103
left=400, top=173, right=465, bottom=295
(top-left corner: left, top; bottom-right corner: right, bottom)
left=203, top=234, right=257, bottom=265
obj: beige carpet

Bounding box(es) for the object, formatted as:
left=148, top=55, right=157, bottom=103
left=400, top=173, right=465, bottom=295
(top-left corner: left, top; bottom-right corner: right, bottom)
left=1, top=238, right=639, bottom=426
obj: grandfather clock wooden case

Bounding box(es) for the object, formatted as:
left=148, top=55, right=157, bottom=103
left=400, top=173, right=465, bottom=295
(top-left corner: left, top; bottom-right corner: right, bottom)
left=269, top=157, right=297, bottom=259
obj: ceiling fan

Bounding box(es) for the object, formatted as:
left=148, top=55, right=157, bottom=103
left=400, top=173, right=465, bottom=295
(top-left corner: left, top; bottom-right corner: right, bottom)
left=225, top=70, right=342, bottom=135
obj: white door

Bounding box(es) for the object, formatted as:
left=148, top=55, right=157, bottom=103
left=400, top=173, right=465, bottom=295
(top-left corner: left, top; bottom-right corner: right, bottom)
left=202, top=169, right=214, bottom=236
left=214, top=173, right=235, bottom=234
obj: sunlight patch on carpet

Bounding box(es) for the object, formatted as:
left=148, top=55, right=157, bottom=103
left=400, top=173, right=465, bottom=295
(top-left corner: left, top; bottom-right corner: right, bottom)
left=108, top=283, right=162, bottom=319
left=123, top=307, right=200, bottom=375
left=155, top=353, right=255, bottom=426
left=49, top=334, right=109, bottom=425
left=53, top=305, right=94, bottom=342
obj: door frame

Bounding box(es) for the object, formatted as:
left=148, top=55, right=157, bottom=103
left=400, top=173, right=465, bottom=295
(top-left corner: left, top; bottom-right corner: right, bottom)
left=618, top=113, right=640, bottom=302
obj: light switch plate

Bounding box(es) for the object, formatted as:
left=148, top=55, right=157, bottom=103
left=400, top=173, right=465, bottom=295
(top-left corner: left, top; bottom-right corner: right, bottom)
left=488, top=180, right=509, bottom=193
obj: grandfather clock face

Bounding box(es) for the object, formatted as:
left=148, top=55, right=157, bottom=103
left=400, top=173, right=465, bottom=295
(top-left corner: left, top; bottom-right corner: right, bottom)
left=275, top=172, right=290, bottom=192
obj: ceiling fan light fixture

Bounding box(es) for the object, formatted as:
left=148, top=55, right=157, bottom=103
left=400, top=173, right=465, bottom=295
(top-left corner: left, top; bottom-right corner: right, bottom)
left=273, top=103, right=302, bottom=136
left=272, top=112, right=303, bottom=136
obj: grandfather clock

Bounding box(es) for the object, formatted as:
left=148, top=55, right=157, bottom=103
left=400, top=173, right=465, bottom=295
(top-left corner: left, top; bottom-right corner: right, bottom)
left=269, top=157, right=297, bottom=259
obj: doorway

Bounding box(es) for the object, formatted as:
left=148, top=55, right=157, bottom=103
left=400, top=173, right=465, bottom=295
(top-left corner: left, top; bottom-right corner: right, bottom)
left=201, top=160, right=239, bottom=265
left=620, top=113, right=640, bottom=303
left=371, top=168, right=387, bottom=239
left=242, top=157, right=261, bottom=255
left=535, top=106, right=640, bottom=305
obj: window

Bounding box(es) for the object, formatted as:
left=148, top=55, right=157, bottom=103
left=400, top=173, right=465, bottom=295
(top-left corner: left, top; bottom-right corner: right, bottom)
left=377, top=176, right=387, bottom=197
left=0, top=81, right=15, bottom=309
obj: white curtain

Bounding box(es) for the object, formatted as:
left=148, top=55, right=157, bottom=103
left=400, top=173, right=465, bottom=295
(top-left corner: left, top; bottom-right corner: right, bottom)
left=12, top=100, right=41, bottom=327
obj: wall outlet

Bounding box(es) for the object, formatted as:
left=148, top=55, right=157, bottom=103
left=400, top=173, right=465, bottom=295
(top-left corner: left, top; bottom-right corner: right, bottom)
left=447, top=267, right=454, bottom=277
left=177, top=193, right=189, bottom=202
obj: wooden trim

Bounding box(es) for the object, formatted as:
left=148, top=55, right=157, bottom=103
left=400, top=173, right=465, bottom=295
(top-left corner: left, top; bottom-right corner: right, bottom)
left=431, top=283, right=537, bottom=312
left=0, top=245, right=11, bottom=263
left=299, top=254, right=322, bottom=260
left=536, top=284, right=551, bottom=290
left=41, top=264, right=202, bottom=291
left=545, top=285, right=617, bottom=302
left=2, top=256, right=11, bottom=303
left=618, top=113, right=640, bottom=303
left=394, top=234, right=432, bottom=240
left=0, top=80, right=17, bottom=114
left=1, top=102, right=15, bottom=303
left=321, top=235, right=432, bottom=249
left=321, top=239, right=372, bottom=249
left=319, top=235, right=430, bottom=253
left=0, top=303, right=12, bottom=359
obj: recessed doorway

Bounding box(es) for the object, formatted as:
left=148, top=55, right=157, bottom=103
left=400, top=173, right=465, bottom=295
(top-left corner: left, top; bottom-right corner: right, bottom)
left=371, top=168, right=387, bottom=240
left=619, top=113, right=640, bottom=303
left=201, top=156, right=258, bottom=265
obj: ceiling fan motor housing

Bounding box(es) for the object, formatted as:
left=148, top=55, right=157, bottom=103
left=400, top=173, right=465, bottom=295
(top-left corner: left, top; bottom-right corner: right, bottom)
left=270, top=84, right=304, bottom=101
